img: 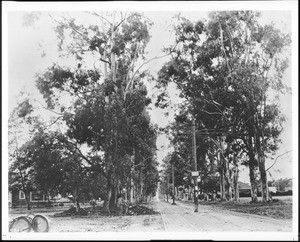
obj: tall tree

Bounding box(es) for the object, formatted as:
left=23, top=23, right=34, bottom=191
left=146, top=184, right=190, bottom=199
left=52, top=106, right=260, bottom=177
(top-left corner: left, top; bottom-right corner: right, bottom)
left=35, top=11, right=157, bottom=212
left=155, top=11, right=291, bottom=202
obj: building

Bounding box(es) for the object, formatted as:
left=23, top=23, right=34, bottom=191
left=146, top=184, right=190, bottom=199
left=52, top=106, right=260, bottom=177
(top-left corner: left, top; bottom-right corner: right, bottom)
left=9, top=190, right=70, bottom=208
left=268, top=186, right=277, bottom=193
left=284, top=186, right=292, bottom=192
left=238, top=182, right=252, bottom=197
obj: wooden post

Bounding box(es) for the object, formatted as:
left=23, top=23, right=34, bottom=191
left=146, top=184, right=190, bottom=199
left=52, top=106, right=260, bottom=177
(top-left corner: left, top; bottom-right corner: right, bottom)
left=192, top=116, right=199, bottom=212
left=172, top=163, right=176, bottom=205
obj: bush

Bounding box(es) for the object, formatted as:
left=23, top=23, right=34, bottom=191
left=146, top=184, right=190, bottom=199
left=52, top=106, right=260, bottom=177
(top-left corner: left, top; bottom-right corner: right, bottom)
left=271, top=190, right=292, bottom=196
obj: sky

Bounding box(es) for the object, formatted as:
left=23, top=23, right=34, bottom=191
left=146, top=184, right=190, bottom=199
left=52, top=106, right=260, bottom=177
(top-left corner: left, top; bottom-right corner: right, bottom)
left=2, top=2, right=298, bottom=185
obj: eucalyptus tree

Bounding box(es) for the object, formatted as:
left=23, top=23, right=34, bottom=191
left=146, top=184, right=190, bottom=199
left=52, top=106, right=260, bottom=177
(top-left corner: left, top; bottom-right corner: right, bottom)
left=35, top=11, right=157, bottom=212
left=156, top=11, right=291, bottom=202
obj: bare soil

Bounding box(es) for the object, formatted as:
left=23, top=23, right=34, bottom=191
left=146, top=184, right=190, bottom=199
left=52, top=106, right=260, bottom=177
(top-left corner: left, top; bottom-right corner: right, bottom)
left=7, top=196, right=293, bottom=233
left=193, top=196, right=293, bottom=219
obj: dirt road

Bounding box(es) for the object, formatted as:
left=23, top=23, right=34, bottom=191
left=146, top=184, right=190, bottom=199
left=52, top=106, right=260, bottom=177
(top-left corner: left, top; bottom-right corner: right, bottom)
left=7, top=199, right=292, bottom=233
left=154, top=200, right=292, bottom=232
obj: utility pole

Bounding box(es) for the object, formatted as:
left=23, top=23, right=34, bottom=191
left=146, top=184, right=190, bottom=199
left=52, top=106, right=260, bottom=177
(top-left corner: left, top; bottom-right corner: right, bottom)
left=172, top=163, right=176, bottom=205
left=166, top=173, right=169, bottom=202
left=192, top=116, right=199, bottom=212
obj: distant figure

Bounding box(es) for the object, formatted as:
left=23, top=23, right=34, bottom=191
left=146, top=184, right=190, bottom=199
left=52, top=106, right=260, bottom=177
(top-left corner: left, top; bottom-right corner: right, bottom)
left=194, top=190, right=199, bottom=212
left=89, top=199, right=97, bottom=211
left=117, top=194, right=129, bottom=215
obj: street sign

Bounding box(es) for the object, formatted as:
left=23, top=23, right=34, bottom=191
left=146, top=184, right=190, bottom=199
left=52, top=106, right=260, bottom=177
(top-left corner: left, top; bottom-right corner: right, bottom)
left=191, top=171, right=199, bottom=177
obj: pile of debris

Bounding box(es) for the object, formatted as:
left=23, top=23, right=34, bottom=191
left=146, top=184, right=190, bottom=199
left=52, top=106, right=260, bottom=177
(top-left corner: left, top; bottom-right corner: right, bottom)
left=52, top=204, right=159, bottom=217
left=126, top=204, right=159, bottom=216
left=53, top=207, right=89, bottom=217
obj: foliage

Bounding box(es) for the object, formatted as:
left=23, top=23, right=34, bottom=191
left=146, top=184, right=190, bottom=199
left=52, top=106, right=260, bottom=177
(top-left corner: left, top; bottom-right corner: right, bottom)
left=32, top=11, right=158, bottom=211
left=268, top=178, right=292, bottom=191
left=156, top=11, right=291, bottom=202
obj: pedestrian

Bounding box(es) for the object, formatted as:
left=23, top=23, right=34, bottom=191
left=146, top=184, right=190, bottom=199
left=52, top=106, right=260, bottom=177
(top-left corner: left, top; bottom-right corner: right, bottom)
left=194, top=190, right=199, bottom=212
left=117, top=194, right=124, bottom=215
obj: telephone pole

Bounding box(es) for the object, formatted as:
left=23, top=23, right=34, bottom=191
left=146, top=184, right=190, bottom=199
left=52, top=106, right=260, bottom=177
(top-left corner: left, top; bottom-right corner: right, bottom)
left=166, top=173, right=169, bottom=202
left=172, top=163, right=176, bottom=205
left=192, top=116, right=199, bottom=212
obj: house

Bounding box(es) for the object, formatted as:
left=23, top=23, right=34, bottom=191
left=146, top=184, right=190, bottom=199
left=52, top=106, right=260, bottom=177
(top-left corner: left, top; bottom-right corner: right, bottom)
left=238, top=183, right=278, bottom=197
left=268, top=186, right=277, bottom=193
left=284, top=186, right=292, bottom=192
left=238, top=182, right=252, bottom=197
left=9, top=190, right=70, bottom=208
left=10, top=190, right=50, bottom=208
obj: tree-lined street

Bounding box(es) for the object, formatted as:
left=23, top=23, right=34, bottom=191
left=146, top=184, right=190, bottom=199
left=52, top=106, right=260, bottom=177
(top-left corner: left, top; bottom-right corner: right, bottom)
left=3, top=3, right=297, bottom=240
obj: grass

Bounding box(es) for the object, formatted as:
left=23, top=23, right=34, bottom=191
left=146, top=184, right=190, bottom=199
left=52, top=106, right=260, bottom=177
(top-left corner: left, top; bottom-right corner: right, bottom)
left=198, top=198, right=293, bottom=219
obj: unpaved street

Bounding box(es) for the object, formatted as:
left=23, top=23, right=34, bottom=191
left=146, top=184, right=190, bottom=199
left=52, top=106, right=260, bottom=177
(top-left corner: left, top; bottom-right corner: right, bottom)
left=154, top=200, right=292, bottom=232
left=7, top=199, right=292, bottom=233
left=49, top=199, right=292, bottom=232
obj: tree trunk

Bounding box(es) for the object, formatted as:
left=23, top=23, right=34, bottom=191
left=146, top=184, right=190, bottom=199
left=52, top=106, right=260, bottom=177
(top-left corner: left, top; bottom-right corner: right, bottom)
left=130, top=177, right=134, bottom=204
left=140, top=182, right=143, bottom=203
left=25, top=192, right=31, bottom=210
left=256, top=134, right=270, bottom=203
left=101, top=13, right=108, bottom=80
left=76, top=199, right=80, bottom=212
left=224, top=159, right=232, bottom=200
left=254, top=111, right=270, bottom=203
left=111, top=12, right=116, bottom=84
left=259, top=158, right=269, bottom=202
left=219, top=164, right=226, bottom=200
left=248, top=135, right=258, bottom=203
left=109, top=185, right=117, bottom=210
left=74, top=188, right=81, bottom=212
left=218, top=150, right=226, bottom=201
left=232, top=156, right=239, bottom=201
left=218, top=136, right=229, bottom=201
left=104, top=172, right=113, bottom=213
left=104, top=186, right=112, bottom=213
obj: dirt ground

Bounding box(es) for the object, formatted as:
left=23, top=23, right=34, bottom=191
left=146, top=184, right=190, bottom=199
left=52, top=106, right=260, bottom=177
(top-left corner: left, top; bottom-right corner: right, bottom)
left=7, top=202, right=165, bottom=233
left=6, top=196, right=294, bottom=240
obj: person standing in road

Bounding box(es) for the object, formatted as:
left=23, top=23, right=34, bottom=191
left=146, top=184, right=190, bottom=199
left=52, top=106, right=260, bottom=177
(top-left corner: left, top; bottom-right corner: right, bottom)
left=194, top=190, right=199, bottom=212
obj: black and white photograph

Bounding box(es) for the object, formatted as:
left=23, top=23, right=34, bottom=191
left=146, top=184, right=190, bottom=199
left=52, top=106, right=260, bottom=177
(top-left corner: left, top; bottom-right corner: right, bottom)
left=2, top=1, right=298, bottom=241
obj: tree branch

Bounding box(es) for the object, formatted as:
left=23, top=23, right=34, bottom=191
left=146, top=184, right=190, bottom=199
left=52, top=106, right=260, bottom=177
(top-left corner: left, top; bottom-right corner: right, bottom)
left=199, top=109, right=222, bottom=115
left=33, top=99, right=65, bottom=116
left=124, top=43, right=178, bottom=101
left=266, top=150, right=292, bottom=172
left=88, top=11, right=112, bottom=26
left=225, top=21, right=234, bottom=55
left=218, top=21, right=231, bottom=72
left=44, top=116, right=63, bottom=128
